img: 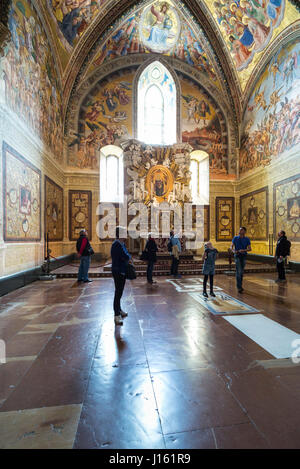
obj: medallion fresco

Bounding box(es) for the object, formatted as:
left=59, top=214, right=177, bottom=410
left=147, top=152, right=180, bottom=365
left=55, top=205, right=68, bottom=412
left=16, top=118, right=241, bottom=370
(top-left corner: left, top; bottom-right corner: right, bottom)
left=240, top=38, right=300, bottom=175
left=0, top=0, right=63, bottom=161
left=67, top=71, right=133, bottom=169
left=180, top=78, right=230, bottom=178
left=3, top=143, right=41, bottom=242
left=45, top=176, right=64, bottom=241
left=87, top=1, right=218, bottom=85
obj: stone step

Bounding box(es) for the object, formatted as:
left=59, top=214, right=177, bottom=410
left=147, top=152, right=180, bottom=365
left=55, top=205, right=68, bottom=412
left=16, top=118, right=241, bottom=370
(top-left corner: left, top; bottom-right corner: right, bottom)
left=55, top=265, right=277, bottom=279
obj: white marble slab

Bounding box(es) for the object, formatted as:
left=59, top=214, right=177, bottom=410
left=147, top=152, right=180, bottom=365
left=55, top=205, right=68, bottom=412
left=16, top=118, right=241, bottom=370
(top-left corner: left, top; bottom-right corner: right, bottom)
left=224, top=314, right=300, bottom=359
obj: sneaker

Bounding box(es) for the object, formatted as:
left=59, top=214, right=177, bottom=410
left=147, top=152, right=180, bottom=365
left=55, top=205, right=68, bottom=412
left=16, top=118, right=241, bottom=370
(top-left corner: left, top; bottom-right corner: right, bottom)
left=120, top=310, right=128, bottom=318
left=238, top=289, right=243, bottom=293
left=174, top=274, right=182, bottom=278
left=203, top=291, right=208, bottom=298
left=84, top=279, right=93, bottom=283
left=114, top=315, right=123, bottom=326
left=210, top=292, right=216, bottom=297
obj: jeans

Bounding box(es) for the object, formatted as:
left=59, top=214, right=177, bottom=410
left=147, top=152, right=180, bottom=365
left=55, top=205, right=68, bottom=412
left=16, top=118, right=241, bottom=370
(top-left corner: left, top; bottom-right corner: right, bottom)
left=78, top=255, right=91, bottom=281
left=113, top=272, right=126, bottom=316
left=171, top=256, right=179, bottom=276
left=203, top=274, right=214, bottom=293
left=234, top=254, right=246, bottom=290
left=276, top=258, right=286, bottom=280
left=147, top=261, right=154, bottom=283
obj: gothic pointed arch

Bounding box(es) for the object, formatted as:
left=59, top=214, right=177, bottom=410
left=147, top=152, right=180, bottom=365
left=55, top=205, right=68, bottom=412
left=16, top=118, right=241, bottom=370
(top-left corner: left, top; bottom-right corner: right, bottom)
left=133, top=57, right=181, bottom=143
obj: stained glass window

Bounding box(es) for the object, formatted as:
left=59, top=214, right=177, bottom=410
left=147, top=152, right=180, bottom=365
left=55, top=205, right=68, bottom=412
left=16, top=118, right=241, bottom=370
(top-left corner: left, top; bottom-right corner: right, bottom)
left=138, top=61, right=176, bottom=145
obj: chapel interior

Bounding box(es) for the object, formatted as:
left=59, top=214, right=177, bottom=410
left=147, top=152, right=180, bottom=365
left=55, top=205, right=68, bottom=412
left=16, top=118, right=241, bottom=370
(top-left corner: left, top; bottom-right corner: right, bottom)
left=0, top=0, right=300, bottom=450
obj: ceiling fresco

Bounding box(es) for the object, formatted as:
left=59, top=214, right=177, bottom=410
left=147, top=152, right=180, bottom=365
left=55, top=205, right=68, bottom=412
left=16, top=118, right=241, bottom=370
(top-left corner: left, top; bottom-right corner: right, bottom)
left=45, top=0, right=110, bottom=70
left=2, top=0, right=299, bottom=123
left=204, top=0, right=300, bottom=90
left=82, top=1, right=220, bottom=88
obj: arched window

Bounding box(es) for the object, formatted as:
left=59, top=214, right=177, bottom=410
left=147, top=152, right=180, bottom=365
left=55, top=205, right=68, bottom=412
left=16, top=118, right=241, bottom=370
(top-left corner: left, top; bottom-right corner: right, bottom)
left=100, top=145, right=124, bottom=203
left=138, top=61, right=176, bottom=145
left=190, top=150, right=209, bottom=205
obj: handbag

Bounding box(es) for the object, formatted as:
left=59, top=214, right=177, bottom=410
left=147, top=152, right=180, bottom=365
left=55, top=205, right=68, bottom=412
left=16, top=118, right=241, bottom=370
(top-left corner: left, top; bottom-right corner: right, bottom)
left=88, top=246, right=94, bottom=255
left=125, top=262, right=136, bottom=280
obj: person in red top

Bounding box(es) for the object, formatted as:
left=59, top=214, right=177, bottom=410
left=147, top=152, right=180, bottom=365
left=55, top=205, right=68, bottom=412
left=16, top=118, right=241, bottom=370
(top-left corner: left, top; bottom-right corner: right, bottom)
left=76, top=229, right=93, bottom=283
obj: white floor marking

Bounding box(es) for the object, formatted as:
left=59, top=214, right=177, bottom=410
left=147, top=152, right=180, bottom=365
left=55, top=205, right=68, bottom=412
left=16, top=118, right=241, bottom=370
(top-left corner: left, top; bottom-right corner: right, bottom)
left=224, top=314, right=300, bottom=358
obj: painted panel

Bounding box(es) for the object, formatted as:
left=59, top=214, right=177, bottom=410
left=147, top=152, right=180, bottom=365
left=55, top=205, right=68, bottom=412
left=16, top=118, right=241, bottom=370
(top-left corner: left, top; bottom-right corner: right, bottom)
left=240, top=187, right=268, bottom=240
left=45, top=176, right=64, bottom=242
left=3, top=142, right=41, bottom=242
left=274, top=174, right=300, bottom=242
left=69, top=190, right=92, bottom=241
left=216, top=197, right=235, bottom=241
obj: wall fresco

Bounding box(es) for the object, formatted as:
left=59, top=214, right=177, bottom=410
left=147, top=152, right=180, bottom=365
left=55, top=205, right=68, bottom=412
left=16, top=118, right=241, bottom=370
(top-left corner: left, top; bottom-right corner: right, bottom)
left=180, top=77, right=230, bottom=178
left=67, top=71, right=133, bottom=169
left=0, top=0, right=63, bottom=161
left=240, top=38, right=300, bottom=175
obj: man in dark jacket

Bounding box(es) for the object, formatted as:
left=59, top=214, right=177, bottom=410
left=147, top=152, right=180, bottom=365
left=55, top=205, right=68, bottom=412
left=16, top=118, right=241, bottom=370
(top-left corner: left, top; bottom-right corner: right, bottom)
left=76, top=229, right=93, bottom=283
left=145, top=233, right=158, bottom=285
left=111, top=226, right=131, bottom=326
left=275, top=230, right=291, bottom=283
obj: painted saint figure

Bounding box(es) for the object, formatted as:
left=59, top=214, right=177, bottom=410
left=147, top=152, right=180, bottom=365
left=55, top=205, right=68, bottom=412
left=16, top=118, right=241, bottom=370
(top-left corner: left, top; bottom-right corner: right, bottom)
left=147, top=3, right=173, bottom=50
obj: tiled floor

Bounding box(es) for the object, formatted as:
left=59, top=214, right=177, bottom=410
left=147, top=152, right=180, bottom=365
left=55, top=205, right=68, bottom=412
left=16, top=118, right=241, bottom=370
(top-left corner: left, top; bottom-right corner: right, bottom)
left=0, top=273, right=300, bottom=448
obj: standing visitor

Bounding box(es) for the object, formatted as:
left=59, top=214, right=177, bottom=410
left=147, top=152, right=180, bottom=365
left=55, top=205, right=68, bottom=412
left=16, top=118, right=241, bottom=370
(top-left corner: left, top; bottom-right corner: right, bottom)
left=202, top=241, right=218, bottom=298
left=275, top=230, right=291, bottom=283
left=111, top=226, right=131, bottom=326
left=76, top=229, right=93, bottom=283
left=168, top=230, right=181, bottom=278
left=231, top=227, right=251, bottom=293
left=145, top=233, right=158, bottom=285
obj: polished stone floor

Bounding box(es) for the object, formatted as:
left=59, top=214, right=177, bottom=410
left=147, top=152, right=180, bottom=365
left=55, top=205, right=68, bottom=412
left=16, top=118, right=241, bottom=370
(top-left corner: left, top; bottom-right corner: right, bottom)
left=0, top=272, right=300, bottom=449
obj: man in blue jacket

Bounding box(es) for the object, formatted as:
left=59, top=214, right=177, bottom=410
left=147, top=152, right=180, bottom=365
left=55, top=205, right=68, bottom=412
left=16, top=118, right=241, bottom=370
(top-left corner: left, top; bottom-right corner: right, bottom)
left=231, top=227, right=251, bottom=293
left=111, top=226, right=131, bottom=326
